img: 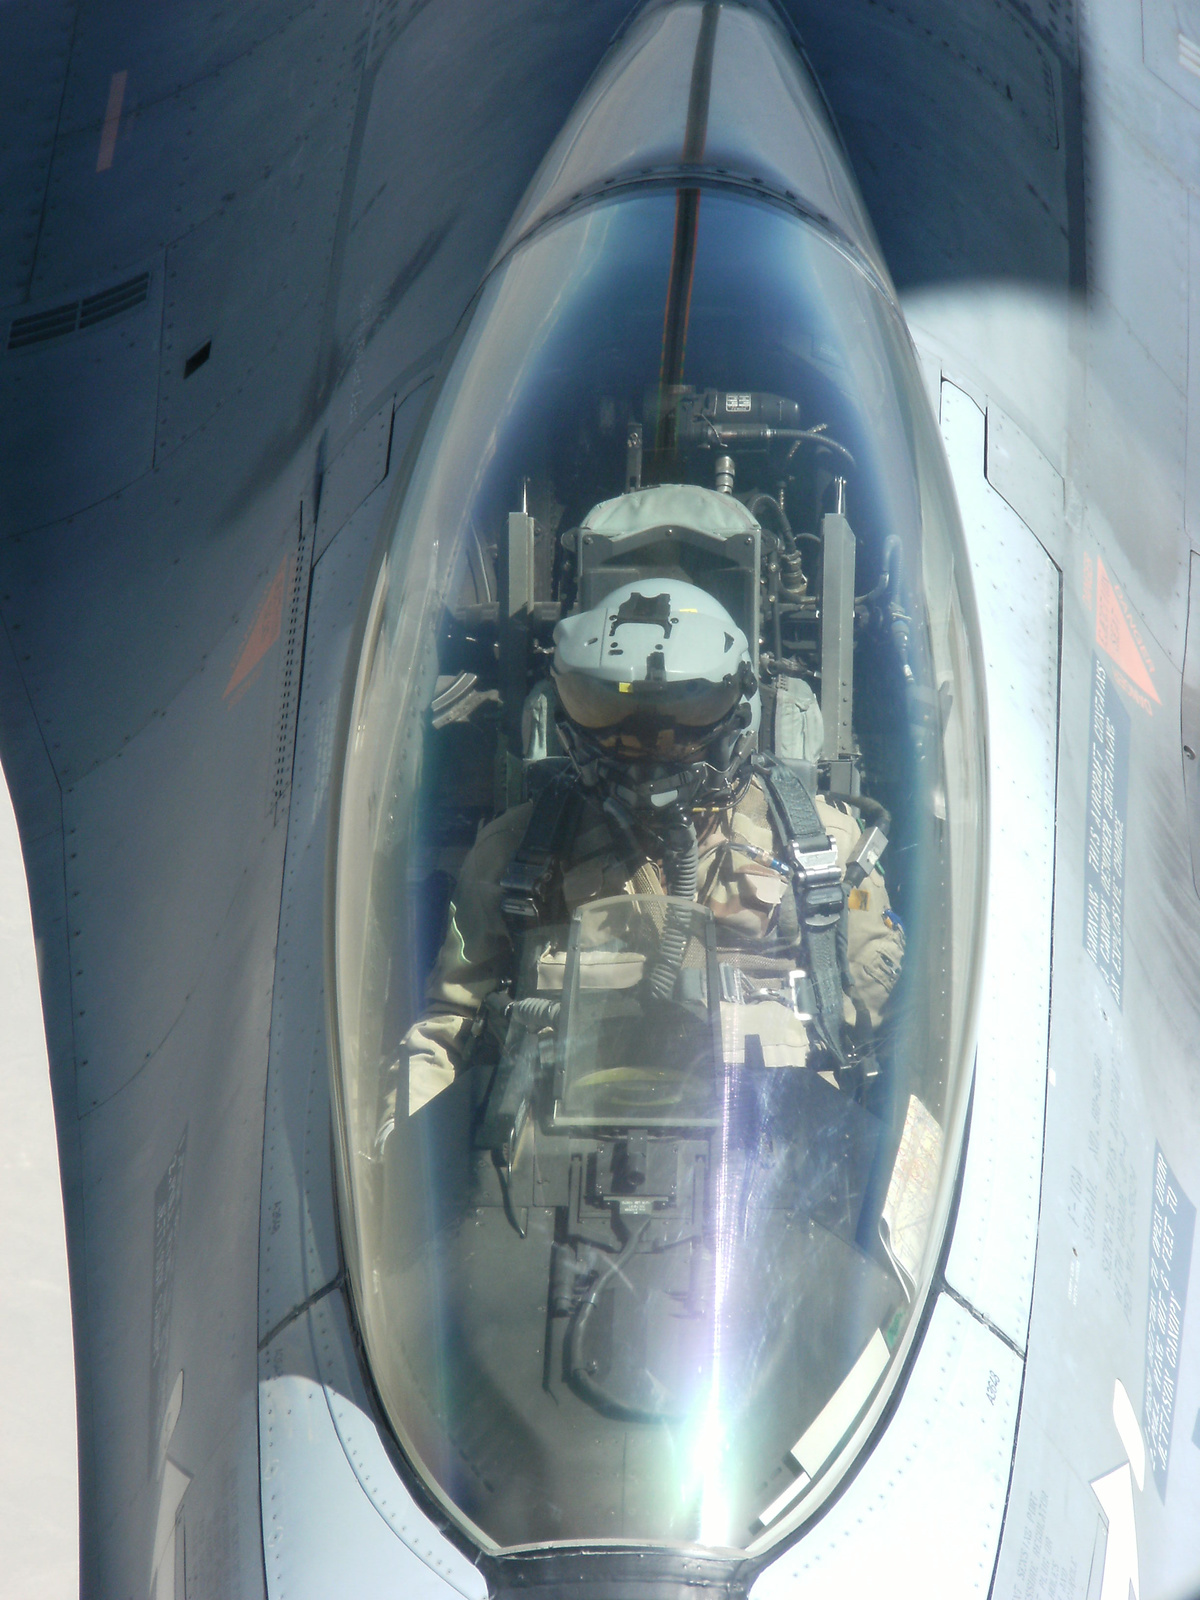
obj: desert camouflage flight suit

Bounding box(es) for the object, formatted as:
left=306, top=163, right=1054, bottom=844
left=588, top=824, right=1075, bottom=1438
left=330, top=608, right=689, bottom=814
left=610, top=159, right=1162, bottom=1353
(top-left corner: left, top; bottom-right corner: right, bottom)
left=388, top=775, right=904, bottom=1119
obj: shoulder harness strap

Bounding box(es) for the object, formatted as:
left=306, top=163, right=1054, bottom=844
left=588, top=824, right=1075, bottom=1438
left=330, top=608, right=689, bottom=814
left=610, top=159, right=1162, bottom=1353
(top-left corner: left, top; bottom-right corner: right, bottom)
left=751, top=753, right=846, bottom=1058
left=499, top=773, right=582, bottom=939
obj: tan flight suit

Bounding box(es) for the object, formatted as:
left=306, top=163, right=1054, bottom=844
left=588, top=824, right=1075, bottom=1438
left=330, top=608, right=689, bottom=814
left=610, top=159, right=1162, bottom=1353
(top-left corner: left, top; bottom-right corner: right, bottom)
left=389, top=776, right=904, bottom=1119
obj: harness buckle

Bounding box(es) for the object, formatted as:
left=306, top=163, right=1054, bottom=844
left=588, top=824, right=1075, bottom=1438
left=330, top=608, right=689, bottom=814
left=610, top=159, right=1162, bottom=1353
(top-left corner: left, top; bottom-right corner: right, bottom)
left=788, top=837, right=841, bottom=889
left=500, top=858, right=554, bottom=929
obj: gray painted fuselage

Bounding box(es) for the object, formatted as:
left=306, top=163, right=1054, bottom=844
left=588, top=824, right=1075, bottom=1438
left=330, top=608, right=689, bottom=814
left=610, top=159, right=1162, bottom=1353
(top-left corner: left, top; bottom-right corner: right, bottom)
left=0, top=0, right=1197, bottom=1596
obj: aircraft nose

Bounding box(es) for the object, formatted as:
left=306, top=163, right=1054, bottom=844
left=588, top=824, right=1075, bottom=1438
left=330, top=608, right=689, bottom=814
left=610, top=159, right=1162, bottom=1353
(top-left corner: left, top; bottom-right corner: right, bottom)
left=494, top=0, right=886, bottom=283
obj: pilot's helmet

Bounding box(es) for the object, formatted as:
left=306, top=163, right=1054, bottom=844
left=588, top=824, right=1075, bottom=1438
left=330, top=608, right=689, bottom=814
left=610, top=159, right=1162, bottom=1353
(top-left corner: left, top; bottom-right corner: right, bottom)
left=552, top=579, right=757, bottom=807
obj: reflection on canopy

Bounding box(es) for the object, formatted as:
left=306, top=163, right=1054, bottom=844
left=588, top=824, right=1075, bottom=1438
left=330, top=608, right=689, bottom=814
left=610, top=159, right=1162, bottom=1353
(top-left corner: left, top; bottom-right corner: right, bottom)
left=330, top=183, right=986, bottom=1555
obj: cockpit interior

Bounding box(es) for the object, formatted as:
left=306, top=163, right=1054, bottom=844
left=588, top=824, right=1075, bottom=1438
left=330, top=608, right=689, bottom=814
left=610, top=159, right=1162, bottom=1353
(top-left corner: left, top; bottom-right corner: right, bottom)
left=329, top=182, right=986, bottom=1553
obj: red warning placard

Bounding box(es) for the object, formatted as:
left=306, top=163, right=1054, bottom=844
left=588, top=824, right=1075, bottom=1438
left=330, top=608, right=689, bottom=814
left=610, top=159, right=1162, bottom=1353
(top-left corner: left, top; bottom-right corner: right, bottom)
left=224, top=556, right=288, bottom=702
left=1094, top=558, right=1160, bottom=708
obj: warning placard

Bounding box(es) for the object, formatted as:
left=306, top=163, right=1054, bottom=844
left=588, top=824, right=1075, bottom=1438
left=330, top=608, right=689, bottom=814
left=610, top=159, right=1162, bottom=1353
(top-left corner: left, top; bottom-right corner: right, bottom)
left=1144, top=1146, right=1195, bottom=1499
left=1084, top=655, right=1129, bottom=1005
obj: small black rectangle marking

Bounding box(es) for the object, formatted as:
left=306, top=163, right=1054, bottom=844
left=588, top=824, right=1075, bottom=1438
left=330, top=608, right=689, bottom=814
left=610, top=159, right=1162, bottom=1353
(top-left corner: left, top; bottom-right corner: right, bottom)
left=183, top=340, right=211, bottom=379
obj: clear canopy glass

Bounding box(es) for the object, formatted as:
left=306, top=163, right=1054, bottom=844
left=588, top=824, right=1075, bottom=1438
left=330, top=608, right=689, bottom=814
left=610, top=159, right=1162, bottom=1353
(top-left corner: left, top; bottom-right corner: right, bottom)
left=330, top=184, right=986, bottom=1555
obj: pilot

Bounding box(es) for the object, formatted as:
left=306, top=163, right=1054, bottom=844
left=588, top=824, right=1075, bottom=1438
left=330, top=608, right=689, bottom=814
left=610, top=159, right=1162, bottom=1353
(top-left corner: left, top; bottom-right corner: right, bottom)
left=378, top=579, right=904, bottom=1133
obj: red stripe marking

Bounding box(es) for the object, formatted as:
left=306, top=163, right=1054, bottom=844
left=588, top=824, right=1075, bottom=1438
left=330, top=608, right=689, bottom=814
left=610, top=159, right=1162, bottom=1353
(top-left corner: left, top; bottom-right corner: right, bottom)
left=96, top=71, right=127, bottom=172
left=224, top=558, right=289, bottom=701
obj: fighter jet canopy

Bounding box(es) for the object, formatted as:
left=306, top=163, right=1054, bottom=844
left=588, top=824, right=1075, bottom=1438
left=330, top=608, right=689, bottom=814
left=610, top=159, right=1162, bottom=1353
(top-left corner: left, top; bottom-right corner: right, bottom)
left=330, top=155, right=985, bottom=1559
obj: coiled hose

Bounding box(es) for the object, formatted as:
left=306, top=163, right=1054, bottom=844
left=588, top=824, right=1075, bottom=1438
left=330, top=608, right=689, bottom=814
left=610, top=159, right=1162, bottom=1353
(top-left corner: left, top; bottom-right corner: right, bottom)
left=645, top=803, right=699, bottom=1001
left=510, top=996, right=560, bottom=1031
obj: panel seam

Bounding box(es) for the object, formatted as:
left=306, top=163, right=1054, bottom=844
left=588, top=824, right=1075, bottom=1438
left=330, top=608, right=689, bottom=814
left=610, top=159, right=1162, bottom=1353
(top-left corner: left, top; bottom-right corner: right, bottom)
left=941, top=1280, right=1025, bottom=1361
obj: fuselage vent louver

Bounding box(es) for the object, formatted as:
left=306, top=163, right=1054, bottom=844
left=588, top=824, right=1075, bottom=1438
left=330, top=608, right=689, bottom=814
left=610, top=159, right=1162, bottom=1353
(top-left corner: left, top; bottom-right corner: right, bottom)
left=6, top=303, right=78, bottom=350
left=7, top=271, right=151, bottom=351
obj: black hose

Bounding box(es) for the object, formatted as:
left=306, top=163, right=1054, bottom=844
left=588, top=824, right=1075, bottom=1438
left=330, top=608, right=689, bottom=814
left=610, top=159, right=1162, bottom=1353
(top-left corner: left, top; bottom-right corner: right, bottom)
left=510, top=997, right=561, bottom=1031
left=646, top=804, right=698, bottom=1001
left=745, top=492, right=795, bottom=553
left=824, top=791, right=892, bottom=835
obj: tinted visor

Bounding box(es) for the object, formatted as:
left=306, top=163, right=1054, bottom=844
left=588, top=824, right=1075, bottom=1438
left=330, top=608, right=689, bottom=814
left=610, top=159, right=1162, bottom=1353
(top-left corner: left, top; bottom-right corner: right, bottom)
left=554, top=668, right=743, bottom=757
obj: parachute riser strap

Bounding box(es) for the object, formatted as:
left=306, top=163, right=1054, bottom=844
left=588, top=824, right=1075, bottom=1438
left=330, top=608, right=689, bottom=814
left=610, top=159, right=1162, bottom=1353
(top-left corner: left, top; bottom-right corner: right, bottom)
left=752, top=754, right=847, bottom=1057
left=499, top=775, right=581, bottom=941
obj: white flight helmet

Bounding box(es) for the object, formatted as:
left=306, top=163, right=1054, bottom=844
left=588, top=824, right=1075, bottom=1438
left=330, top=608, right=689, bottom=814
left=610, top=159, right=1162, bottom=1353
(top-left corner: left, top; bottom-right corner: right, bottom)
left=552, top=578, right=758, bottom=809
